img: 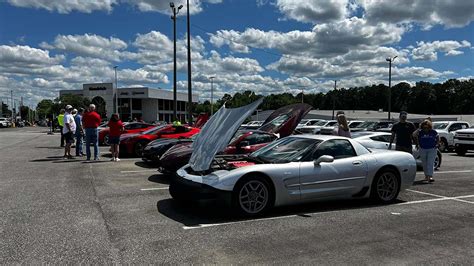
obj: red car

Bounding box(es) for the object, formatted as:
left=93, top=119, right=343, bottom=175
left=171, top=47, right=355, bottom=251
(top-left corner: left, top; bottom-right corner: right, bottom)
left=120, top=124, right=201, bottom=157
left=158, top=103, right=313, bottom=173
left=99, top=122, right=155, bottom=145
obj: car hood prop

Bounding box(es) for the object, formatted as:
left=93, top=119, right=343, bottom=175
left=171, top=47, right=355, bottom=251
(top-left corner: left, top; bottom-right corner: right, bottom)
left=189, top=98, right=264, bottom=172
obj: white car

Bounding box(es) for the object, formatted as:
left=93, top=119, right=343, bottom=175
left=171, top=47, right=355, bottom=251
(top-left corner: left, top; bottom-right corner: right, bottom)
left=433, top=121, right=470, bottom=152
left=170, top=100, right=416, bottom=216
left=296, top=119, right=321, bottom=129
left=454, top=126, right=474, bottom=156
left=299, top=120, right=338, bottom=134
left=0, top=117, right=11, bottom=128
left=352, top=131, right=442, bottom=169
left=320, top=120, right=365, bottom=135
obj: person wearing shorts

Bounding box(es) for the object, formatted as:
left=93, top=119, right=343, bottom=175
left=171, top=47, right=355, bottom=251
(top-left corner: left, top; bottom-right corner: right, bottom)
left=107, top=113, right=124, bottom=162
left=62, top=105, right=76, bottom=159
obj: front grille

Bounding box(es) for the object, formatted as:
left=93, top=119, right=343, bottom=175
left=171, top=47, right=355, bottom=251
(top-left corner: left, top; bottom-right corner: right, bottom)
left=456, top=137, right=474, bottom=141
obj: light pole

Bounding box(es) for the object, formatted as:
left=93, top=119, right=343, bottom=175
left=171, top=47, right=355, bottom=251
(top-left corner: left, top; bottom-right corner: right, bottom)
left=186, top=0, right=193, bottom=124
left=299, top=86, right=305, bottom=103
left=114, top=66, right=118, bottom=115
left=332, top=80, right=337, bottom=120
left=170, top=2, right=183, bottom=120
left=386, top=56, right=397, bottom=120
left=209, top=76, right=215, bottom=116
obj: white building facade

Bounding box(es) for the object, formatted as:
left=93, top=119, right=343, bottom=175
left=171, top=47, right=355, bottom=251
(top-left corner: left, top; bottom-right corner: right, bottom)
left=60, top=83, right=199, bottom=122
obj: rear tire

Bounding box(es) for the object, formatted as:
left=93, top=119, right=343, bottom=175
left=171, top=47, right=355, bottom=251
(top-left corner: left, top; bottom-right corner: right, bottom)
left=103, top=134, right=110, bottom=146
left=232, top=175, right=274, bottom=217
left=455, top=147, right=467, bottom=156
left=370, top=168, right=400, bottom=204
left=434, top=151, right=442, bottom=169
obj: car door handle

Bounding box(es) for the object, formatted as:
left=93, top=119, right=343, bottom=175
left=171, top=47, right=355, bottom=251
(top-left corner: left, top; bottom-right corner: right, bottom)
left=352, top=161, right=363, bottom=166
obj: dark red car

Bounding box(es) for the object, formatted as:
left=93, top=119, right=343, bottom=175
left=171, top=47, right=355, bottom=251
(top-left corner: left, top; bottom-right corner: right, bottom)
left=119, top=124, right=201, bottom=157
left=158, top=103, right=312, bottom=173
left=99, top=122, right=155, bottom=145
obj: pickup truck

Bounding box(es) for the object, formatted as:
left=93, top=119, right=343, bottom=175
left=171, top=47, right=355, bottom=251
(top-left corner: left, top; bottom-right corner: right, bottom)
left=454, top=127, right=474, bottom=156
left=432, top=121, right=470, bottom=152
left=0, top=117, right=12, bottom=128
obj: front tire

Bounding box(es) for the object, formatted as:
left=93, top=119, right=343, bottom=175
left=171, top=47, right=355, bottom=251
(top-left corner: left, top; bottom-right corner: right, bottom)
left=103, top=134, right=110, bottom=146
left=370, top=168, right=400, bottom=204
left=455, top=147, right=467, bottom=156
left=439, top=138, right=448, bottom=152
left=134, top=141, right=149, bottom=157
left=232, top=175, right=274, bottom=216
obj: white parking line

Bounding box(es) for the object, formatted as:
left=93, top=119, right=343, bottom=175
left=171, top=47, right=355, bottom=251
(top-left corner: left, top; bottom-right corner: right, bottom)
left=416, top=170, right=472, bottom=175
left=406, top=189, right=445, bottom=198
left=182, top=214, right=298, bottom=230
left=405, top=189, right=474, bottom=205
left=140, top=187, right=169, bottom=191
left=121, top=169, right=157, bottom=173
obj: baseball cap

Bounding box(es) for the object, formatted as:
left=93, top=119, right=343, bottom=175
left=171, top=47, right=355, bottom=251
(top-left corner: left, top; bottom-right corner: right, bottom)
left=399, top=111, right=408, bottom=117
left=65, top=104, right=73, bottom=110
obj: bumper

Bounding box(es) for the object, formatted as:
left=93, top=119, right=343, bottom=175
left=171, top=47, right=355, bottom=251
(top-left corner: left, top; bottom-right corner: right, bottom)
left=142, top=149, right=160, bottom=162
left=169, top=175, right=232, bottom=204
left=455, top=142, right=474, bottom=150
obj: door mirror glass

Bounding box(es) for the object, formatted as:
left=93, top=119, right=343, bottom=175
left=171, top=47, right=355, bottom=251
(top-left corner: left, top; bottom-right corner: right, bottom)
left=314, top=155, right=334, bottom=166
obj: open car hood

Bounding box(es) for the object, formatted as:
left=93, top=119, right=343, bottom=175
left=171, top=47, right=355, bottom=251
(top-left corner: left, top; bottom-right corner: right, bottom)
left=189, top=98, right=263, bottom=172
left=194, top=113, right=209, bottom=128
left=257, top=103, right=312, bottom=138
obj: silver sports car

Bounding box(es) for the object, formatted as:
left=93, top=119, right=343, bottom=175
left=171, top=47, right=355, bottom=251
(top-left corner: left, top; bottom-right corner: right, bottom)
left=170, top=101, right=417, bottom=216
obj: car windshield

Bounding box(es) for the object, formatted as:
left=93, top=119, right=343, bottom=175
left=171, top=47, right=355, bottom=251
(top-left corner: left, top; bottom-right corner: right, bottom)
left=229, top=130, right=246, bottom=144
left=314, top=120, right=327, bottom=126
left=250, top=137, right=321, bottom=163
left=349, top=121, right=362, bottom=128
left=357, top=121, right=376, bottom=128
left=327, top=121, right=338, bottom=126
left=142, top=124, right=168, bottom=135
left=433, top=122, right=448, bottom=129
left=298, top=119, right=309, bottom=125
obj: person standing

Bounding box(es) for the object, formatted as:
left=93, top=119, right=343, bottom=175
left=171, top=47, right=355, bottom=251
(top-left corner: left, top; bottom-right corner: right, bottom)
left=107, top=113, right=124, bottom=162
left=57, top=109, right=65, bottom=147
left=416, top=120, right=439, bottom=182
left=74, top=108, right=85, bottom=157
left=389, top=111, right=416, bottom=153
left=62, top=105, right=76, bottom=159
left=332, top=114, right=351, bottom=138
left=83, top=104, right=102, bottom=161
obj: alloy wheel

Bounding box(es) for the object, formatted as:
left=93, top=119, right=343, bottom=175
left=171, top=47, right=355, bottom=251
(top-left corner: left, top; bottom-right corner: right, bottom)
left=238, top=180, right=269, bottom=214
left=376, top=172, right=398, bottom=202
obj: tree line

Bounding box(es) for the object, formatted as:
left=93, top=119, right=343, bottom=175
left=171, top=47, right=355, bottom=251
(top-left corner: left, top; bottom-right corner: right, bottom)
left=194, top=79, right=474, bottom=115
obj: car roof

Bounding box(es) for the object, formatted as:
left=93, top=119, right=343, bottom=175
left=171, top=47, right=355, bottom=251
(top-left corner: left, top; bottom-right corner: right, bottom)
left=289, top=134, right=350, bottom=141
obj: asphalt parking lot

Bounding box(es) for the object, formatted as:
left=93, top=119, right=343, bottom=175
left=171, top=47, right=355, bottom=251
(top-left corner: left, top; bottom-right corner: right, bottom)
left=1, top=127, right=473, bottom=264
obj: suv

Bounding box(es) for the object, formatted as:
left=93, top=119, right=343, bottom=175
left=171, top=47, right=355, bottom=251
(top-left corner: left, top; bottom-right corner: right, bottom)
left=432, top=121, right=470, bottom=152
left=0, top=118, right=11, bottom=128
left=453, top=126, right=474, bottom=156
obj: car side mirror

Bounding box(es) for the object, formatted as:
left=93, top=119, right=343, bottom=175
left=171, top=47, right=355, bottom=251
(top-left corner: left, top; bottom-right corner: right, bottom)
left=314, top=155, right=334, bottom=166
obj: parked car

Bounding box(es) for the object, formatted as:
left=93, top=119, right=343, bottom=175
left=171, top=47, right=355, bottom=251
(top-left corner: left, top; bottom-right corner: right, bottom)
left=352, top=131, right=442, bottom=169
left=453, top=126, right=474, bottom=156
left=0, top=117, right=12, bottom=128
left=142, top=135, right=197, bottom=164
left=299, top=120, right=338, bottom=134
left=296, top=119, right=321, bottom=129
left=99, top=122, right=155, bottom=145
left=120, top=124, right=201, bottom=157
left=432, top=121, right=470, bottom=152
left=170, top=101, right=416, bottom=216
left=320, top=120, right=365, bottom=135
left=159, top=103, right=312, bottom=173
left=241, top=121, right=264, bottom=130
left=351, top=121, right=394, bottom=132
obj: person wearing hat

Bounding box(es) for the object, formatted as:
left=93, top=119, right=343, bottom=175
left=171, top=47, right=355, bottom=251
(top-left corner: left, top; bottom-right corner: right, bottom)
left=74, top=108, right=85, bottom=157
left=389, top=111, right=416, bottom=153
left=63, top=105, right=77, bottom=159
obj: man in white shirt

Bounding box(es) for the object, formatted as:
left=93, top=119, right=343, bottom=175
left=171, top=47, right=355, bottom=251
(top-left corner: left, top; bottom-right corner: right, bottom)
left=63, top=105, right=77, bottom=159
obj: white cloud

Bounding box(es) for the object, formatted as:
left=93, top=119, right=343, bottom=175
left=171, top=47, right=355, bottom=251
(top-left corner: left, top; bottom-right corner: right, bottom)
left=40, top=34, right=128, bottom=62
left=7, top=0, right=116, bottom=14
left=359, top=0, right=474, bottom=28
left=275, top=0, right=352, bottom=23
left=124, top=0, right=222, bottom=14
left=411, top=40, right=471, bottom=61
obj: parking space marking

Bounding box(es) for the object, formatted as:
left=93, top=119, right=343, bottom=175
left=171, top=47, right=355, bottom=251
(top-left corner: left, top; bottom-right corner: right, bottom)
left=121, top=169, right=158, bottom=173
left=406, top=189, right=474, bottom=205
left=182, top=214, right=299, bottom=230
left=416, top=170, right=472, bottom=175
left=406, top=189, right=444, bottom=198
left=140, top=187, right=169, bottom=191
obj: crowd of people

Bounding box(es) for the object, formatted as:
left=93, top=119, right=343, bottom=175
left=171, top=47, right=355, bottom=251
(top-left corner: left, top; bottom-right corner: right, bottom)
left=58, top=104, right=124, bottom=162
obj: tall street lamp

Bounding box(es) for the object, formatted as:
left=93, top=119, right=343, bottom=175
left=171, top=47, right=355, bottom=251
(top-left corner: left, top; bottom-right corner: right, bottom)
left=186, top=0, right=193, bottom=124
left=114, top=66, right=118, bottom=115
left=332, top=80, right=337, bottom=120
left=386, top=56, right=397, bottom=120
left=209, top=76, right=215, bottom=116
left=170, top=2, right=183, bottom=120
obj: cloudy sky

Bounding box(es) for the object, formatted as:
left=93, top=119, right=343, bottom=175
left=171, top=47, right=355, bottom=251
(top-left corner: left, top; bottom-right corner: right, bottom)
left=1, top=0, right=473, bottom=108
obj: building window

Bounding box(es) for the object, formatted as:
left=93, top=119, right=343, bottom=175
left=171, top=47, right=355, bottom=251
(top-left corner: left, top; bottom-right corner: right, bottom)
left=132, top=99, right=142, bottom=110
left=158, top=99, right=164, bottom=110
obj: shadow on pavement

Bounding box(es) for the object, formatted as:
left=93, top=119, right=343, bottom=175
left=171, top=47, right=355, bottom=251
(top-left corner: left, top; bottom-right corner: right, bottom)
left=30, top=158, right=63, bottom=162
left=412, top=180, right=432, bottom=186
left=157, top=197, right=404, bottom=227
left=135, top=161, right=157, bottom=169
left=148, top=174, right=171, bottom=185
left=35, top=146, right=63, bottom=150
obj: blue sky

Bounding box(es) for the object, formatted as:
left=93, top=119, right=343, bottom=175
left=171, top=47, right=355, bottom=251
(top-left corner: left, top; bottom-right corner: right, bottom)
left=0, top=0, right=473, bottom=107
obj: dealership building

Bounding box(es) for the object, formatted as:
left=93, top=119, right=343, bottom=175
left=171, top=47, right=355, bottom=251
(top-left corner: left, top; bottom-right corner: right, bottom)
left=59, top=83, right=199, bottom=122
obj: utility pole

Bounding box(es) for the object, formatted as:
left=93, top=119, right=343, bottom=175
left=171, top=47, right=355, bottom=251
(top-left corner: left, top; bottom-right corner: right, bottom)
left=386, top=56, right=397, bottom=120
left=186, top=0, right=193, bottom=124
left=170, top=2, right=183, bottom=120
left=11, top=90, right=13, bottom=119
left=209, top=76, right=215, bottom=116
left=332, top=80, right=337, bottom=120
left=114, top=66, right=119, bottom=114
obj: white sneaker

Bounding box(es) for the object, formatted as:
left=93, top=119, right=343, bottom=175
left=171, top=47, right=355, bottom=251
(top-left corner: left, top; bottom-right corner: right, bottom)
left=115, top=158, right=121, bottom=162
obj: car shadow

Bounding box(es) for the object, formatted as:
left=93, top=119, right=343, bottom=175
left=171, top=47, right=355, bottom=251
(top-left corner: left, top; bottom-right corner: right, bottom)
left=412, top=180, right=431, bottom=186
left=156, top=197, right=404, bottom=227
left=35, top=146, right=64, bottom=150
left=148, top=174, right=171, bottom=185
left=135, top=161, right=157, bottom=169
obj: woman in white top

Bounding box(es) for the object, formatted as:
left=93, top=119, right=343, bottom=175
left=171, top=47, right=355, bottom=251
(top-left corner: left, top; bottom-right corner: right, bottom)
left=333, top=114, right=351, bottom=138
